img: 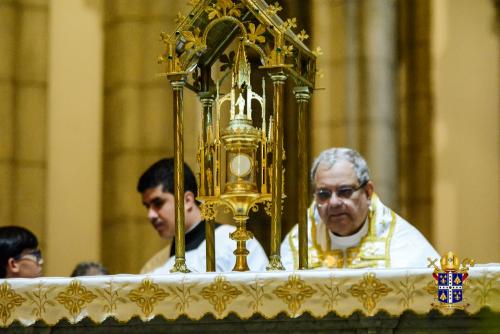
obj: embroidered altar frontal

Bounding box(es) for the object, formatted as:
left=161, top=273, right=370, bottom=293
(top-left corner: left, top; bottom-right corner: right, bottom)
left=0, top=267, right=498, bottom=328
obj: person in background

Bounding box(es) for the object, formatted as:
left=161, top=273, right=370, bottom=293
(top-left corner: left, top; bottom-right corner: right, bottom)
left=137, top=158, right=268, bottom=273
left=0, top=226, right=43, bottom=278
left=70, top=261, right=109, bottom=277
left=281, top=147, right=439, bottom=270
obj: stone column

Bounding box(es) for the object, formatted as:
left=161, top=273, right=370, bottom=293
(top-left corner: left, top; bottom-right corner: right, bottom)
left=46, top=0, right=102, bottom=275
left=0, top=0, right=48, bottom=253
left=311, top=0, right=398, bottom=207
left=0, top=0, right=17, bottom=230
left=345, top=0, right=360, bottom=149
left=398, top=0, right=433, bottom=239
left=359, top=0, right=397, bottom=208
left=310, top=0, right=349, bottom=153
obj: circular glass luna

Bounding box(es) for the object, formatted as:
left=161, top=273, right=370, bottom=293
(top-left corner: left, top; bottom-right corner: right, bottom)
left=230, top=154, right=252, bottom=177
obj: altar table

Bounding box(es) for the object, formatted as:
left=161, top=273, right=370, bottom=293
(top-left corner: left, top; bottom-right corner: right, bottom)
left=1, top=267, right=499, bottom=333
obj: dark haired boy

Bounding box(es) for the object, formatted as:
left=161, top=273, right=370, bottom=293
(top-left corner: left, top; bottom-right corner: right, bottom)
left=137, top=158, right=268, bottom=273
left=0, top=226, right=43, bottom=278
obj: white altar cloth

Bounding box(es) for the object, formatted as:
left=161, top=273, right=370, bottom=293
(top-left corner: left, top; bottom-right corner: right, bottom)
left=0, top=266, right=498, bottom=327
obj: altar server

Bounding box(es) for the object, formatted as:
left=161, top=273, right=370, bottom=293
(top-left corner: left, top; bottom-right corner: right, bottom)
left=281, top=148, right=439, bottom=270
left=137, top=158, right=268, bottom=274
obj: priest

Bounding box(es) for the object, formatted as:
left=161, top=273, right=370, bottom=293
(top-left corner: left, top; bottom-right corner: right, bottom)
left=281, top=148, right=439, bottom=270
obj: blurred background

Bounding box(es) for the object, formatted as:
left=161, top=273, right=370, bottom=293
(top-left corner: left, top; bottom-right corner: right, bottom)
left=0, top=0, right=498, bottom=276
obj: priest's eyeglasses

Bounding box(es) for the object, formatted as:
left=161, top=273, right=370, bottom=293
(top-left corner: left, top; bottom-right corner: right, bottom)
left=13, top=249, right=44, bottom=265
left=314, top=181, right=368, bottom=205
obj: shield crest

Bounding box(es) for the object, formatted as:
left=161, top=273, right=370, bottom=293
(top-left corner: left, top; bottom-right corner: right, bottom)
left=429, top=252, right=474, bottom=309
left=437, top=272, right=463, bottom=304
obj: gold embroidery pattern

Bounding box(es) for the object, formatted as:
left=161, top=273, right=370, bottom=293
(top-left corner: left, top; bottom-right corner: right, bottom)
left=348, top=273, right=392, bottom=314
left=390, top=274, right=427, bottom=309
left=240, top=277, right=271, bottom=312
left=322, top=250, right=344, bottom=269
left=201, top=275, right=242, bottom=316
left=56, top=280, right=97, bottom=319
left=0, top=269, right=499, bottom=325
left=128, top=279, right=168, bottom=317
left=383, top=211, right=397, bottom=267
left=288, top=226, right=300, bottom=269
left=315, top=275, right=347, bottom=311
left=95, top=280, right=128, bottom=313
left=167, top=277, right=199, bottom=313
left=273, top=274, right=317, bottom=315
left=23, top=283, right=56, bottom=317
left=469, top=272, right=500, bottom=306
left=0, top=282, right=26, bottom=325
left=309, top=204, right=326, bottom=254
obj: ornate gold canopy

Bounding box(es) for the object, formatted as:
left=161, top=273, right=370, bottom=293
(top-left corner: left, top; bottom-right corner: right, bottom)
left=160, top=0, right=317, bottom=87
left=159, top=0, right=317, bottom=272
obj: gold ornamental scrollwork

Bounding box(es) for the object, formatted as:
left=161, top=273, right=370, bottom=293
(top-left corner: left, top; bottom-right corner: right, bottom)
left=249, top=197, right=272, bottom=215
left=273, top=274, right=317, bottom=315
left=230, top=226, right=254, bottom=241
left=201, top=275, right=242, bottom=316
left=348, top=273, right=393, bottom=314
left=263, top=201, right=272, bottom=216
left=128, top=279, right=169, bottom=317
left=205, top=0, right=244, bottom=20
left=0, top=282, right=26, bottom=326
left=56, top=280, right=97, bottom=319
left=200, top=201, right=219, bottom=221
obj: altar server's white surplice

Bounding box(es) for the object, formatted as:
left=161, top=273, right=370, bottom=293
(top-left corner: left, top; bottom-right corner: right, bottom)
left=150, top=224, right=268, bottom=274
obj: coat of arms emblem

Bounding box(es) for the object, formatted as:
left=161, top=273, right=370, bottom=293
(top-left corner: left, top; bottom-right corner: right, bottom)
left=428, top=251, right=474, bottom=309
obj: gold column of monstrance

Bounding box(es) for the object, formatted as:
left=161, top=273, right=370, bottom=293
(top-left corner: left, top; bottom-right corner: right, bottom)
left=159, top=0, right=317, bottom=272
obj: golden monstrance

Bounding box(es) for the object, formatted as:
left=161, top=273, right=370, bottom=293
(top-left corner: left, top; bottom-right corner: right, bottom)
left=159, top=0, right=317, bottom=272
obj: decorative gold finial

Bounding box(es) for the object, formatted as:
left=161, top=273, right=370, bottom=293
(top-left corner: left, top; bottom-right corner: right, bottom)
left=266, top=2, right=283, bottom=15
left=233, top=39, right=251, bottom=89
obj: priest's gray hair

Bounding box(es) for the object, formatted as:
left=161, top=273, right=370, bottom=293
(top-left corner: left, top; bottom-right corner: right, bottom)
left=311, top=148, right=370, bottom=186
